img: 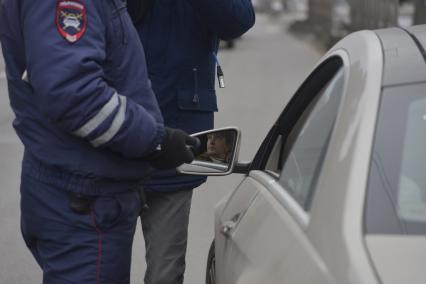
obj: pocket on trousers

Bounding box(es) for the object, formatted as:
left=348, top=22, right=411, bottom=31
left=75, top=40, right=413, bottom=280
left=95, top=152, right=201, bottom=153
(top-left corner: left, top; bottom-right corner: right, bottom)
left=92, top=196, right=123, bottom=230
left=93, top=191, right=141, bottom=231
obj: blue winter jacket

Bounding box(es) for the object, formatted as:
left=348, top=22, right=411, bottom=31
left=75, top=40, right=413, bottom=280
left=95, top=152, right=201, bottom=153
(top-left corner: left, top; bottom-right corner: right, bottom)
left=0, top=0, right=165, bottom=195
left=133, top=0, right=255, bottom=192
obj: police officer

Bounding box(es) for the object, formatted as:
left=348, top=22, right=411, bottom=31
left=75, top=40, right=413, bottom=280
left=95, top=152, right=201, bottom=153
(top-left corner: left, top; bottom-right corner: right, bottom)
left=127, top=1, right=255, bottom=283
left=0, top=0, right=198, bottom=283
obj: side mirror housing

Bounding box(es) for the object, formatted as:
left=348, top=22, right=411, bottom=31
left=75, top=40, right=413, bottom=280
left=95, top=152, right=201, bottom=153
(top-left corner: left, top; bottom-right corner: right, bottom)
left=177, top=127, right=241, bottom=176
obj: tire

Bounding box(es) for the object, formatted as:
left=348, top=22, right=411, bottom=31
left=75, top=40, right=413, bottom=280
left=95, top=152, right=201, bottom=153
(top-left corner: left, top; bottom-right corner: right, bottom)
left=205, top=240, right=216, bottom=284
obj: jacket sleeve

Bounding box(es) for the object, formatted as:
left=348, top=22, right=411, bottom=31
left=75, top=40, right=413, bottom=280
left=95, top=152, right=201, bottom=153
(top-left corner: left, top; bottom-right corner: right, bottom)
left=20, top=0, right=164, bottom=159
left=185, top=0, right=255, bottom=40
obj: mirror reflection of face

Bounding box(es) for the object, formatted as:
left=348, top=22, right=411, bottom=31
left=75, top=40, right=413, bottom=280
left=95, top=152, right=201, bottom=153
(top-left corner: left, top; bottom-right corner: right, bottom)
left=206, top=133, right=230, bottom=162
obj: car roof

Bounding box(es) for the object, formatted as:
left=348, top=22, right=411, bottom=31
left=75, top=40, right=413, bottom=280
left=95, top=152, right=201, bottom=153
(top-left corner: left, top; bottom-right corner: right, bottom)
left=374, top=25, right=426, bottom=87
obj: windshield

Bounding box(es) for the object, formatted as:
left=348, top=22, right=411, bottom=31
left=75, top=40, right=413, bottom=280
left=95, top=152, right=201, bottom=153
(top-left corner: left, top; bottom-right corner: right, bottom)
left=365, top=84, right=426, bottom=235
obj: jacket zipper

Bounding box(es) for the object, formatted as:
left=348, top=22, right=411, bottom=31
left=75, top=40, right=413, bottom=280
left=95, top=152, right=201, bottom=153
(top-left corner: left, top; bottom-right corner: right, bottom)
left=192, top=68, right=199, bottom=104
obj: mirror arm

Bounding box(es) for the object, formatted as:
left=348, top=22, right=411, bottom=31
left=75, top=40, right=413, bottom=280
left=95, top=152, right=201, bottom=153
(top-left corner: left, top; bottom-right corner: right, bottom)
left=233, top=161, right=251, bottom=174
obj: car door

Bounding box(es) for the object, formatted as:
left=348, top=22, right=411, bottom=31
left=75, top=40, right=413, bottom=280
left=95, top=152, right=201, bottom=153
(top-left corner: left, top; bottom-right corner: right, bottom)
left=215, top=55, right=347, bottom=284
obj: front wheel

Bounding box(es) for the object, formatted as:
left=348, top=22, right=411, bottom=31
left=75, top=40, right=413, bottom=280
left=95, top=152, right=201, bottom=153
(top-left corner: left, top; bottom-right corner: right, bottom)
left=205, top=240, right=216, bottom=284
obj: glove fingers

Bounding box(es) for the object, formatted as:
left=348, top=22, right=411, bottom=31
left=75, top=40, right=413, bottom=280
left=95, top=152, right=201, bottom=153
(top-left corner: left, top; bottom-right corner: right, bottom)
left=186, top=136, right=200, bottom=147
left=186, top=136, right=201, bottom=155
left=148, top=127, right=195, bottom=169
left=183, top=148, right=195, bottom=164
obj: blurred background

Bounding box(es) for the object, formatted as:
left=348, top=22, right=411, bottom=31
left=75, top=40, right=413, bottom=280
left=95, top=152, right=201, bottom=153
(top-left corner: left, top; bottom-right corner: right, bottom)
left=0, top=1, right=425, bottom=283
left=228, top=0, right=424, bottom=49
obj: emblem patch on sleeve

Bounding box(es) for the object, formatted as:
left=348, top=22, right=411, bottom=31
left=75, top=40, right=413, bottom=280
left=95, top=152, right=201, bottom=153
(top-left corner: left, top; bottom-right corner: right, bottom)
left=56, top=0, right=87, bottom=43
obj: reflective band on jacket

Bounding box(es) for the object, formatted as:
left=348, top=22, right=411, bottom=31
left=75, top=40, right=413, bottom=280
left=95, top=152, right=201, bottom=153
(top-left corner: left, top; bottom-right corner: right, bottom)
left=90, top=95, right=127, bottom=147
left=72, top=93, right=119, bottom=138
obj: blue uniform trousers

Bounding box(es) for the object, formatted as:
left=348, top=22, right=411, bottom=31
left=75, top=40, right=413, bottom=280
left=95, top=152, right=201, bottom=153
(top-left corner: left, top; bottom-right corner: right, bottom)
left=20, top=173, right=141, bottom=284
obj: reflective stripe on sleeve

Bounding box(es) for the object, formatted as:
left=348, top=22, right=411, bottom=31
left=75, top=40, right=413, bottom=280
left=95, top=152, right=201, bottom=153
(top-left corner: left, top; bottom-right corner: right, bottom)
left=72, top=93, right=119, bottom=138
left=90, top=95, right=127, bottom=147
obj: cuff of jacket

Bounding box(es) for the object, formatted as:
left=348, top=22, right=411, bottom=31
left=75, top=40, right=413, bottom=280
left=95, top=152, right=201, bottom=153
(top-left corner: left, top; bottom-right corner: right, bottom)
left=141, top=122, right=166, bottom=158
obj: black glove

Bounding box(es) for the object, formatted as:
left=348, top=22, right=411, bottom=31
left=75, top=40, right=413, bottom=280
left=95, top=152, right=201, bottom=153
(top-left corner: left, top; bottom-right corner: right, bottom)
left=147, top=127, right=200, bottom=170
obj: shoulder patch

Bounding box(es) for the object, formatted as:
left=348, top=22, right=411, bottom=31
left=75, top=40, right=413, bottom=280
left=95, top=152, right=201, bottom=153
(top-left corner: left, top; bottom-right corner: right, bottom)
left=56, top=0, right=87, bottom=43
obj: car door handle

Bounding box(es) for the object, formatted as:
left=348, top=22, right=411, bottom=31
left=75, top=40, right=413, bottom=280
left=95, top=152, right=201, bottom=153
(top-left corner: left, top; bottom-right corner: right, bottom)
left=220, top=213, right=241, bottom=238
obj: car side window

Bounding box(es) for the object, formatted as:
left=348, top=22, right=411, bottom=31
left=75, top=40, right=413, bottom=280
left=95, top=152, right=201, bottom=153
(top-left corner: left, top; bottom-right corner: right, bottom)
left=278, top=68, right=344, bottom=210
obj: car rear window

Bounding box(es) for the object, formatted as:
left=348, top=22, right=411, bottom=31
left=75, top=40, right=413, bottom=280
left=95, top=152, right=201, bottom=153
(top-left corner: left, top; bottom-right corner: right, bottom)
left=365, top=84, right=426, bottom=235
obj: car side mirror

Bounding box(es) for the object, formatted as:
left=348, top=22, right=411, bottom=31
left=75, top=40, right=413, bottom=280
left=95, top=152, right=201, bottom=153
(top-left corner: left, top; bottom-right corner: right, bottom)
left=177, top=127, right=241, bottom=176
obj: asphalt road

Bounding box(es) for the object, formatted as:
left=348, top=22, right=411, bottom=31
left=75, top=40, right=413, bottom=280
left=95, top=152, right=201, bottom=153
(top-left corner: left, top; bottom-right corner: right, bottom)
left=0, top=14, right=321, bottom=284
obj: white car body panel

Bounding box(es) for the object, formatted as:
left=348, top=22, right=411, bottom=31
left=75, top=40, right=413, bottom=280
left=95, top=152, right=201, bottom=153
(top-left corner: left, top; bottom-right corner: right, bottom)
left=211, top=26, right=426, bottom=284
left=365, top=236, right=426, bottom=284
left=215, top=177, right=260, bottom=284
left=306, top=30, right=383, bottom=284
left=216, top=173, right=335, bottom=284
left=215, top=30, right=384, bottom=284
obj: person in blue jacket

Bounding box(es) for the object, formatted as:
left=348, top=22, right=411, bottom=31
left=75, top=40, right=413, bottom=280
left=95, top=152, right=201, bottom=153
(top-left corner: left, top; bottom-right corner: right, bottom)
left=0, top=0, right=199, bottom=283
left=126, top=0, right=255, bottom=283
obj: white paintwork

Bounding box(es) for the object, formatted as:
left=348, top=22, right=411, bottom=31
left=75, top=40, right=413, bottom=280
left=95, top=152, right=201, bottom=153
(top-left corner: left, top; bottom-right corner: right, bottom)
left=306, top=30, right=384, bottom=284
left=215, top=30, right=385, bottom=284
left=250, top=171, right=309, bottom=228
left=235, top=172, right=334, bottom=284
left=366, top=236, right=426, bottom=284
left=215, top=177, right=260, bottom=284
left=210, top=27, right=426, bottom=284
left=218, top=175, right=335, bottom=284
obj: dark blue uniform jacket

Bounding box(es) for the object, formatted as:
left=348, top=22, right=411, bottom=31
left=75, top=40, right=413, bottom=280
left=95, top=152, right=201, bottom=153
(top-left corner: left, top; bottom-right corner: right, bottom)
left=0, top=0, right=165, bottom=195
left=133, top=0, right=255, bottom=192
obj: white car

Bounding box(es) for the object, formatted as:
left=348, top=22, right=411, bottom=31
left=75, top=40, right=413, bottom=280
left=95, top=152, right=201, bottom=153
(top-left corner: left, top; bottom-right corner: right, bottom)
left=179, top=25, right=426, bottom=284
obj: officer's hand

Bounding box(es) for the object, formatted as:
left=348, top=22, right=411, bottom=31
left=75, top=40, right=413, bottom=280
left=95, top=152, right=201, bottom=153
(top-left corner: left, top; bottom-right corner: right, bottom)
left=147, top=127, right=199, bottom=170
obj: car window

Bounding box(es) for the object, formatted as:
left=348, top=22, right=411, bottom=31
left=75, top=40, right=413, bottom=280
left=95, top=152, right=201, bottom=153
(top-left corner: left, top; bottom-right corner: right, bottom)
left=278, top=69, right=344, bottom=210
left=365, top=84, right=426, bottom=235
